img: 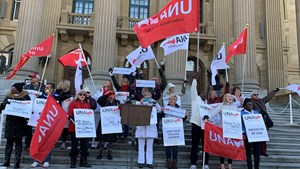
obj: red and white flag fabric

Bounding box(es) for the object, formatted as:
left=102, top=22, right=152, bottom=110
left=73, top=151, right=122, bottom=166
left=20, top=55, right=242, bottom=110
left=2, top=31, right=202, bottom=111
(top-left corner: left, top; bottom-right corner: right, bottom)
left=75, top=52, right=83, bottom=95
left=285, top=84, right=300, bottom=96
left=160, top=33, right=189, bottom=56
left=225, top=28, right=248, bottom=63
left=58, top=48, right=87, bottom=67
left=126, top=46, right=155, bottom=71
left=6, top=34, right=55, bottom=79
left=210, top=45, right=227, bottom=85
left=30, top=95, right=68, bottom=163
left=204, top=122, right=246, bottom=161
left=133, top=0, right=199, bottom=48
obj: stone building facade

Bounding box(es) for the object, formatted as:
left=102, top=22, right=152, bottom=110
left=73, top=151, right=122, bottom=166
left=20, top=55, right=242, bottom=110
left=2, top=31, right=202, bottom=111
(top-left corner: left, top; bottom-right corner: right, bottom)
left=0, top=0, right=299, bottom=97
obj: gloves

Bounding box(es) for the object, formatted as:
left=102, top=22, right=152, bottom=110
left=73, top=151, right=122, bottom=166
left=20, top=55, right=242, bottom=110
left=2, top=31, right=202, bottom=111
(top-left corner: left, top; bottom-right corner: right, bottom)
left=275, top=88, right=280, bottom=92
left=105, top=91, right=115, bottom=97
left=108, top=68, right=113, bottom=76
left=203, top=115, right=209, bottom=120
left=131, top=71, right=137, bottom=77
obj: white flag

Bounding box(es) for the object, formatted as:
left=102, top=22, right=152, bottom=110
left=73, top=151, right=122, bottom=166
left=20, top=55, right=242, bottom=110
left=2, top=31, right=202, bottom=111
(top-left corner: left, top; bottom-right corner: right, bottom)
left=210, top=45, right=228, bottom=85
left=126, top=46, right=156, bottom=71
left=285, top=84, right=300, bottom=96
left=160, top=33, right=189, bottom=56
left=75, top=51, right=83, bottom=95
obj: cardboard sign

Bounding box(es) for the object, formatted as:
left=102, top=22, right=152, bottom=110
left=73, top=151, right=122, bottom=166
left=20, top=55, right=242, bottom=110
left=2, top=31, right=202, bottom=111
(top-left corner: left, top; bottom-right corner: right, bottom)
left=28, top=98, right=47, bottom=127
left=26, top=90, right=42, bottom=101
left=242, top=114, right=269, bottom=142
left=115, top=92, right=130, bottom=104
left=136, top=80, right=155, bottom=88
left=100, top=106, right=122, bottom=134
left=222, top=109, right=242, bottom=139
left=62, top=97, right=73, bottom=128
left=4, top=99, right=33, bottom=118
left=113, top=67, right=132, bottom=75
left=150, top=107, right=157, bottom=125
left=198, top=103, right=221, bottom=128
left=164, top=106, right=186, bottom=118
left=74, top=109, right=96, bottom=138
left=162, top=117, right=185, bottom=146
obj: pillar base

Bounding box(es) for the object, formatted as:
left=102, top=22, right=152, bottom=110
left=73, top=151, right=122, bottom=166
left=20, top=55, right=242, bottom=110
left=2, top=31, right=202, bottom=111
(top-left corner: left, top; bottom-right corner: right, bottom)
left=233, top=79, right=260, bottom=92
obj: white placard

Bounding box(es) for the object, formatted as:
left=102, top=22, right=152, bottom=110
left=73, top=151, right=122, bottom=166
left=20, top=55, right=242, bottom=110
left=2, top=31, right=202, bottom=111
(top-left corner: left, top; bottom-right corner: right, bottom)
left=113, top=67, right=132, bottom=75
left=243, top=114, right=269, bottom=143
left=3, top=99, right=33, bottom=118
left=163, top=96, right=181, bottom=107
left=115, top=92, right=130, bottom=104
left=198, top=103, right=221, bottom=129
left=164, top=106, right=186, bottom=118
left=62, top=97, right=73, bottom=128
left=222, top=109, right=243, bottom=139
left=162, top=117, right=185, bottom=146
left=27, top=98, right=47, bottom=127
left=26, top=90, right=42, bottom=101
left=74, top=109, right=96, bottom=138
left=150, top=107, right=157, bottom=125
left=136, top=80, right=155, bottom=88
left=100, top=106, right=122, bottom=134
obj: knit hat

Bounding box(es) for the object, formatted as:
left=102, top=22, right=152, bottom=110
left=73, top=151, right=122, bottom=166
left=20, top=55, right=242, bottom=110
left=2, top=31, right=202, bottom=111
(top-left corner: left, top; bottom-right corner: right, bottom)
left=83, top=86, right=91, bottom=93
left=12, top=83, right=25, bottom=93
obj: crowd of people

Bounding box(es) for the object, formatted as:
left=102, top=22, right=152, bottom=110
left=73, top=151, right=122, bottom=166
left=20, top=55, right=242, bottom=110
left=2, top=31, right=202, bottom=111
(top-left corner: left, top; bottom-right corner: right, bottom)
left=0, top=69, right=279, bottom=169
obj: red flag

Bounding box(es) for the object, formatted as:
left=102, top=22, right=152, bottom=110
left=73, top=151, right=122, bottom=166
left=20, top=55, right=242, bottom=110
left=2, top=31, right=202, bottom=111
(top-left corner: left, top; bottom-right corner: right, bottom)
left=133, top=0, right=199, bottom=48
left=225, top=28, right=248, bottom=63
left=58, top=48, right=87, bottom=67
left=204, top=122, right=246, bottom=161
left=6, top=34, right=55, bottom=79
left=30, top=95, right=68, bottom=163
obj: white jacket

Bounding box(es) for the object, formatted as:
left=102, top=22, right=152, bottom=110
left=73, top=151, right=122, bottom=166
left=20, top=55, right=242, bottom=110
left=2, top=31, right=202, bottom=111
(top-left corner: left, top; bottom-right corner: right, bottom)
left=190, top=79, right=207, bottom=128
left=209, top=102, right=238, bottom=127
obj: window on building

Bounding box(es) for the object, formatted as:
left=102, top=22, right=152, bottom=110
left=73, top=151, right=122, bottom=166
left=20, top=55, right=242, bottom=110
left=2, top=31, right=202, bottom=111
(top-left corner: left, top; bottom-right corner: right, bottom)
left=72, top=0, right=94, bottom=25
left=12, top=0, right=21, bottom=21
left=129, top=0, right=149, bottom=28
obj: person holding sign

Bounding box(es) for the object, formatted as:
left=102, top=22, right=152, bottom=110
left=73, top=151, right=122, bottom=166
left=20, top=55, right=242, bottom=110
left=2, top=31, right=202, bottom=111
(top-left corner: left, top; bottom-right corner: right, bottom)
left=241, top=98, right=261, bottom=169
left=162, top=95, right=188, bottom=169
left=68, top=90, right=92, bottom=168
left=0, top=83, right=30, bottom=168
left=205, top=93, right=238, bottom=169
left=163, top=83, right=186, bottom=107
left=136, top=91, right=161, bottom=168
left=96, top=90, right=119, bottom=160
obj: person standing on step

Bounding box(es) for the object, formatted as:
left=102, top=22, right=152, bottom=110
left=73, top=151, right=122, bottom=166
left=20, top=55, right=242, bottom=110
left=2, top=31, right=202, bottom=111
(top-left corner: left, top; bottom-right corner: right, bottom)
left=232, top=87, right=244, bottom=109
left=96, top=90, right=119, bottom=160
left=68, top=90, right=92, bottom=168
left=0, top=83, right=31, bottom=168
left=241, top=98, right=262, bottom=169
left=250, top=88, right=279, bottom=157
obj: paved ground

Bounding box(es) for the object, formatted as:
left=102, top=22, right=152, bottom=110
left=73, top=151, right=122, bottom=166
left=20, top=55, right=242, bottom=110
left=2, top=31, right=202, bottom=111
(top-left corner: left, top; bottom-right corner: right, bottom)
left=0, top=165, right=138, bottom=169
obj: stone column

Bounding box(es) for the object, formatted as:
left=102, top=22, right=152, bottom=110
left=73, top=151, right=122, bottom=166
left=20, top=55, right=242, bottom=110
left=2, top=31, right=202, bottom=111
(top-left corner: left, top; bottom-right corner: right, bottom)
left=92, top=0, right=117, bottom=81
left=295, top=0, right=300, bottom=79
left=165, top=50, right=186, bottom=86
left=265, top=0, right=285, bottom=91
left=10, top=0, right=45, bottom=78
left=40, top=0, right=62, bottom=83
left=233, top=0, right=259, bottom=90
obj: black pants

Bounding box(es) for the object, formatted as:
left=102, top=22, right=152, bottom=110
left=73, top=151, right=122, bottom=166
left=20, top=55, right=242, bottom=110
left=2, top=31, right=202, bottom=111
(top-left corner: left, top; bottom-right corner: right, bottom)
left=24, top=126, right=32, bottom=147
left=245, top=139, right=261, bottom=169
left=190, top=123, right=209, bottom=165
left=61, top=128, right=69, bottom=142
left=7, top=137, right=22, bottom=149
left=219, top=157, right=232, bottom=164
left=70, top=133, right=89, bottom=156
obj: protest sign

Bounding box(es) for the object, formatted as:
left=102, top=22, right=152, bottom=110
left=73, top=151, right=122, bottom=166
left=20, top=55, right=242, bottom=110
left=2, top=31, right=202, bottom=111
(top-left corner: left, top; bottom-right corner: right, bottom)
left=136, top=80, right=155, bottom=88
left=115, top=92, right=130, bottom=104
left=74, top=109, right=96, bottom=138
left=198, top=103, right=221, bottom=129
left=3, top=99, right=33, bottom=118
left=113, top=67, right=132, bottom=75
left=222, top=109, right=242, bottom=139
left=26, top=90, right=42, bottom=101
left=100, top=106, right=122, bottom=134
left=62, top=97, right=73, bottom=128
left=162, top=117, right=185, bottom=146
left=242, top=114, right=269, bottom=142
left=150, top=107, right=157, bottom=125
left=164, top=106, right=186, bottom=118
left=28, top=98, right=47, bottom=127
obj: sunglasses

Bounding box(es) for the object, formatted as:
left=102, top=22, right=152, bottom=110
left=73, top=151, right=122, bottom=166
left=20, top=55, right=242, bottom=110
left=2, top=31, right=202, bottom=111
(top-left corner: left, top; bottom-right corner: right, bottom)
left=86, top=92, right=90, bottom=94
left=253, top=94, right=259, bottom=96
left=79, top=93, right=86, bottom=96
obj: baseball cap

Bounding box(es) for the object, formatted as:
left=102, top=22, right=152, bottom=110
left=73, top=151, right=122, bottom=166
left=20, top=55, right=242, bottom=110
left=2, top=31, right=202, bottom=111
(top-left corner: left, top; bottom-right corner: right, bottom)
left=29, top=73, right=40, bottom=80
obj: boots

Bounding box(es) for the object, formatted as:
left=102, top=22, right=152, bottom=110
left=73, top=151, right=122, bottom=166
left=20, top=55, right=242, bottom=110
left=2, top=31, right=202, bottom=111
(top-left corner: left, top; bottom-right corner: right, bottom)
left=1, top=144, right=13, bottom=167
left=70, top=154, right=77, bottom=168
left=107, top=144, right=113, bottom=160
left=97, top=142, right=103, bottom=159
left=172, top=160, right=177, bottom=169
left=79, top=155, right=91, bottom=168
left=166, top=159, right=172, bottom=169
left=14, top=145, right=22, bottom=168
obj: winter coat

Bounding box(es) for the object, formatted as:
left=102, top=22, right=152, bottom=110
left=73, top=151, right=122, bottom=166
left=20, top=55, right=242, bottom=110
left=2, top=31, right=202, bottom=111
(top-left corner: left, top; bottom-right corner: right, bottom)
left=158, top=68, right=168, bottom=92
left=135, top=101, right=161, bottom=139
left=110, top=75, right=133, bottom=92
left=67, top=99, right=91, bottom=132
left=251, top=90, right=276, bottom=115
left=209, top=102, right=238, bottom=127
left=55, top=89, right=72, bottom=105
left=190, top=79, right=207, bottom=128
left=87, top=96, right=97, bottom=110
left=24, top=82, right=45, bottom=93
left=207, top=84, right=230, bottom=104
left=0, top=91, right=31, bottom=138
left=96, top=95, right=120, bottom=142
left=131, top=82, right=162, bottom=101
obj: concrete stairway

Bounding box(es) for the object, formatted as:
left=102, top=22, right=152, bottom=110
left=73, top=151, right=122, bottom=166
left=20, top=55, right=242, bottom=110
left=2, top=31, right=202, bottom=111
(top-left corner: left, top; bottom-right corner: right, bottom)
left=0, top=102, right=300, bottom=169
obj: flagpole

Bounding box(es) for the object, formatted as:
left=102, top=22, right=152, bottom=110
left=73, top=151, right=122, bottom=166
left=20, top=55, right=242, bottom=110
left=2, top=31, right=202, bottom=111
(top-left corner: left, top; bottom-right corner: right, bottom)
left=154, top=58, right=160, bottom=69
left=38, top=54, right=50, bottom=93
left=78, top=44, right=97, bottom=92
left=196, top=31, right=200, bottom=72
left=241, top=54, right=247, bottom=94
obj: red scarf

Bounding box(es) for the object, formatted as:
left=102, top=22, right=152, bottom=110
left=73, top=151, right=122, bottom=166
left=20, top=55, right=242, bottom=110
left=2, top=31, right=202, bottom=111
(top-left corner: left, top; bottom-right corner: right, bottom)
left=121, top=85, right=128, bottom=92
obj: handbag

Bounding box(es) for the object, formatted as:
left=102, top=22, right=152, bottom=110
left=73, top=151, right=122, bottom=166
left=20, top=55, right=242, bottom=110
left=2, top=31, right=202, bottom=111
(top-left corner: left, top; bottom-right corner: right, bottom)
left=263, top=112, right=274, bottom=128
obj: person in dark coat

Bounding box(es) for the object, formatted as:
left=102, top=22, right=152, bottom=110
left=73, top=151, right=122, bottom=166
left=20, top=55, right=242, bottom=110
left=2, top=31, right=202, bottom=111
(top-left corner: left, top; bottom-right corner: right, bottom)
left=0, top=83, right=31, bottom=168
left=96, top=90, right=119, bottom=160
left=251, top=88, right=279, bottom=157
